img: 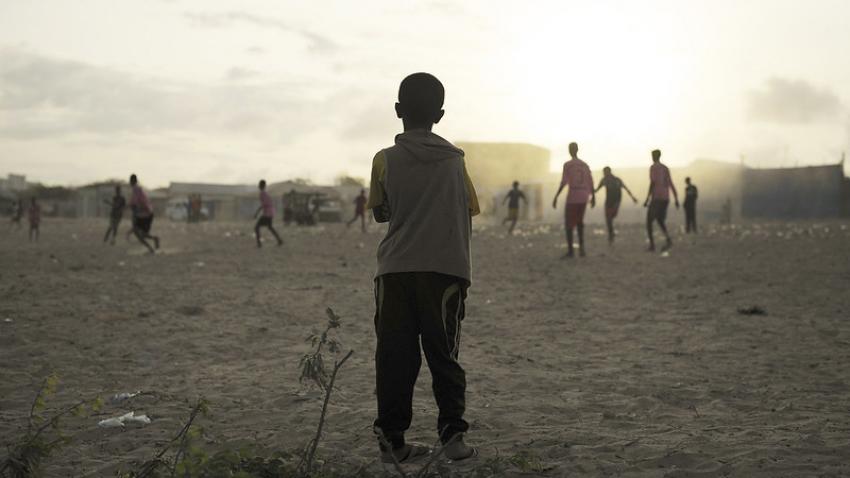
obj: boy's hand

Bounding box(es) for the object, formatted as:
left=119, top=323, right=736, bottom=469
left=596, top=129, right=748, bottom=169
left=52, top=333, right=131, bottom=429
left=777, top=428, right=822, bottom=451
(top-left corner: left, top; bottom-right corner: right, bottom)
left=675, top=200, right=680, bottom=209
left=551, top=198, right=557, bottom=209
left=643, top=200, right=649, bottom=208
left=590, top=197, right=596, bottom=208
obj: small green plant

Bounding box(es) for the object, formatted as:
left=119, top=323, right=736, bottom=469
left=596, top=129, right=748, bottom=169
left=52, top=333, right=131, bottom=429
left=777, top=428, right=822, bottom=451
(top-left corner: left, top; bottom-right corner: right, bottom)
left=122, top=398, right=209, bottom=478
left=0, top=373, right=103, bottom=478
left=296, top=308, right=354, bottom=477
left=507, top=450, right=552, bottom=473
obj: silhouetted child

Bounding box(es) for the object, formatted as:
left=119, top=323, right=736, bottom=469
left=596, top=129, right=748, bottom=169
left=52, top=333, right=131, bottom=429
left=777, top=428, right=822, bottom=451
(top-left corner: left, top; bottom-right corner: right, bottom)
left=552, top=142, right=595, bottom=257
left=643, top=150, right=679, bottom=252
left=254, top=180, right=283, bottom=248
left=594, top=166, right=637, bottom=244
left=346, top=189, right=368, bottom=232
left=27, top=198, right=40, bottom=242
left=367, top=72, right=479, bottom=464
left=10, top=199, right=23, bottom=229
left=103, top=185, right=126, bottom=245
left=684, top=177, right=698, bottom=233
left=502, top=181, right=526, bottom=234
left=129, top=174, right=160, bottom=254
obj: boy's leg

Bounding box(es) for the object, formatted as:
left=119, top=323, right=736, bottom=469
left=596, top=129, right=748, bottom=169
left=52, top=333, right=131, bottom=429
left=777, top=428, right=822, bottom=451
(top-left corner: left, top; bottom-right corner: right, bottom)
left=565, top=227, right=574, bottom=256
left=254, top=219, right=263, bottom=247
left=646, top=206, right=655, bottom=251
left=415, top=273, right=469, bottom=444
left=267, top=224, right=283, bottom=245
left=374, top=273, right=421, bottom=451
left=360, top=213, right=366, bottom=233
left=577, top=221, right=585, bottom=256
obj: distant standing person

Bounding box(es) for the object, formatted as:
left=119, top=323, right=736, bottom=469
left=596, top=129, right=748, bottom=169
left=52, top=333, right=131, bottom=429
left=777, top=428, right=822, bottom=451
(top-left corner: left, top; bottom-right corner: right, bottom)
left=594, top=166, right=638, bottom=244
left=103, top=185, right=126, bottom=245
left=684, top=177, right=698, bottom=233
left=552, top=142, right=595, bottom=258
left=502, top=181, right=527, bottom=234
left=27, top=198, right=41, bottom=242
left=643, top=150, right=679, bottom=252
left=346, top=189, right=368, bottom=232
left=129, top=174, right=160, bottom=254
left=10, top=199, right=23, bottom=229
left=254, top=179, right=283, bottom=248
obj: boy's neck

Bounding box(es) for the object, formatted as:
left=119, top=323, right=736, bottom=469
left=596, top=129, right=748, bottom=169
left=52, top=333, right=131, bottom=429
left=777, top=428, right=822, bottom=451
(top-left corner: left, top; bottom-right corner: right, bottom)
left=402, top=120, right=434, bottom=132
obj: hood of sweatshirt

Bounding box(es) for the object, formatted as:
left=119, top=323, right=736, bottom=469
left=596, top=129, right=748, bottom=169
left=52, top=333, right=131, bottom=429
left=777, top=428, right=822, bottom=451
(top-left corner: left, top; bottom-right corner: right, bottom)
left=394, top=129, right=465, bottom=163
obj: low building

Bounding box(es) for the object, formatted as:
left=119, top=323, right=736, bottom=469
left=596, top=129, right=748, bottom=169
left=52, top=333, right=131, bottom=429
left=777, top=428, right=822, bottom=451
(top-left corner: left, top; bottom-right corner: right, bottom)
left=741, top=163, right=847, bottom=219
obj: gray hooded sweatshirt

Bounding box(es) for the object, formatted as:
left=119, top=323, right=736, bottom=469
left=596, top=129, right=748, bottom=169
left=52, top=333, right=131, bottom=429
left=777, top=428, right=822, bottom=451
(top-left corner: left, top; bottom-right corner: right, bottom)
left=374, top=130, right=475, bottom=283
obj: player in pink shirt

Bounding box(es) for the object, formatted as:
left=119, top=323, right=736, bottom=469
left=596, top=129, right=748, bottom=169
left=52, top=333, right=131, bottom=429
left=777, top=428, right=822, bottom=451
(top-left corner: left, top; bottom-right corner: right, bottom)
left=552, top=142, right=595, bottom=258
left=129, top=174, right=160, bottom=254
left=253, top=179, right=283, bottom=248
left=643, top=149, right=679, bottom=252
left=27, top=197, right=41, bottom=242
left=346, top=188, right=368, bottom=233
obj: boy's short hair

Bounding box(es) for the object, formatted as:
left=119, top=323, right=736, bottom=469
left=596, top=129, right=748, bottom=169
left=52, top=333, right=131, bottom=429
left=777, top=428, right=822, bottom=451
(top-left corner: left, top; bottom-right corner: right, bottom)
left=512, top=181, right=519, bottom=187
left=130, top=174, right=138, bottom=184
left=259, top=179, right=267, bottom=189
left=398, top=73, right=444, bottom=123
left=603, top=166, right=611, bottom=173
left=651, top=149, right=661, bottom=160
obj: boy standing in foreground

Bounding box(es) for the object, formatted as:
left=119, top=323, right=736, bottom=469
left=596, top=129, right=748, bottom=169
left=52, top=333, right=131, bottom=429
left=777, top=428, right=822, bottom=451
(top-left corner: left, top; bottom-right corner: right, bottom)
left=367, top=72, right=479, bottom=464
left=552, top=142, right=595, bottom=258
left=644, top=149, right=679, bottom=252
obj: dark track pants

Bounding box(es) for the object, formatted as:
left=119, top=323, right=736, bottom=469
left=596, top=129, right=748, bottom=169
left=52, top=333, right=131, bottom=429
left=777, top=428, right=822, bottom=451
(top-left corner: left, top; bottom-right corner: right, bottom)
left=685, top=203, right=697, bottom=233
left=374, top=272, right=469, bottom=449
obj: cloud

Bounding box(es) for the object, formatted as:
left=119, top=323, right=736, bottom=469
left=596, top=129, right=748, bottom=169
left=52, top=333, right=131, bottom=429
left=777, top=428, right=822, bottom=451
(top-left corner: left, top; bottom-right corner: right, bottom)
left=0, top=47, right=322, bottom=142
left=747, top=77, right=843, bottom=124
left=224, top=66, right=260, bottom=82
left=184, top=11, right=337, bottom=54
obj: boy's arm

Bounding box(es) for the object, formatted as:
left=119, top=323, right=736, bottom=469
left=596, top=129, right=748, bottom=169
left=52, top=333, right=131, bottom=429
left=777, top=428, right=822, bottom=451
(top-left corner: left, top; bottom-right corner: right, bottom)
left=552, top=165, right=567, bottom=208
left=668, top=170, right=679, bottom=207
left=589, top=170, right=596, bottom=207
left=622, top=182, right=638, bottom=202
left=645, top=181, right=654, bottom=207
left=462, top=162, right=480, bottom=216
left=366, top=152, right=390, bottom=223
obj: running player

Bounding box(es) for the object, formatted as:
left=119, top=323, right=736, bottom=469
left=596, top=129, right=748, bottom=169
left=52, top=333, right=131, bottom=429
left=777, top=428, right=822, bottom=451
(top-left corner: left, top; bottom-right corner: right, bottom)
left=643, top=150, right=679, bottom=252
left=254, top=179, right=283, bottom=248
left=502, top=181, right=527, bottom=234
left=594, top=166, right=637, bottom=244
left=552, top=142, right=595, bottom=258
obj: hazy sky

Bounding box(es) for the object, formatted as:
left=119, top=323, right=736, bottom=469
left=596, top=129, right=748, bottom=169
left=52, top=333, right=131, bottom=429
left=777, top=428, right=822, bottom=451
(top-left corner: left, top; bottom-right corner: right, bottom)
left=1, top=0, right=849, bottom=187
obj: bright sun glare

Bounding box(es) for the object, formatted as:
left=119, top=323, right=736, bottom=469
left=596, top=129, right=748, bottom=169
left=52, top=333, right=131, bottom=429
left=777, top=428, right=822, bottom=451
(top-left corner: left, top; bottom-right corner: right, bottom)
left=506, top=6, right=683, bottom=158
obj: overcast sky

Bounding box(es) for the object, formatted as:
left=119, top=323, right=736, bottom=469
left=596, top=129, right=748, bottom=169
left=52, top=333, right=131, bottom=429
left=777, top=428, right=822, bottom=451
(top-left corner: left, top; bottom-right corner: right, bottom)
left=1, top=0, right=848, bottom=187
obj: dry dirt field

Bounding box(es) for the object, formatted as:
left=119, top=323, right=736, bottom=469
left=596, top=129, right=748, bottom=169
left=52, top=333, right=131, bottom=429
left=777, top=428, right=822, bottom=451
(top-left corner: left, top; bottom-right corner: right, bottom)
left=1, top=217, right=850, bottom=477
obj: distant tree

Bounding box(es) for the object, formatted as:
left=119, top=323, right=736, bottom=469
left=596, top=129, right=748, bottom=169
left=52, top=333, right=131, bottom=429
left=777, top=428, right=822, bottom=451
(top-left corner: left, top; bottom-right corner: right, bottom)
left=334, top=175, right=365, bottom=187
left=291, top=178, right=313, bottom=186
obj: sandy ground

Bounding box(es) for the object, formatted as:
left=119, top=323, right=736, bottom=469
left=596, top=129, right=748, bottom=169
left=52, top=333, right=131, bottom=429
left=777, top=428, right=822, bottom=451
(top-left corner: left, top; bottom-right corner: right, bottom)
left=1, top=217, right=850, bottom=477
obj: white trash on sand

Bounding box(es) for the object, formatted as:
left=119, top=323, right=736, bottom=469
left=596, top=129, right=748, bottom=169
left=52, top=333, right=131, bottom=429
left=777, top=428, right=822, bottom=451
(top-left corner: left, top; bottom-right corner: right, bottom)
left=108, top=391, right=141, bottom=404
left=97, top=411, right=151, bottom=428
